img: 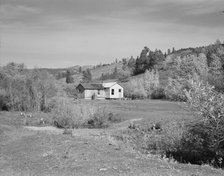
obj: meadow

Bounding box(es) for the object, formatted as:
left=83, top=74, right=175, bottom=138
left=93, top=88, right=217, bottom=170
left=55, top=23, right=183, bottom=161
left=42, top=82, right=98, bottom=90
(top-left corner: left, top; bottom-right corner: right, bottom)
left=0, top=99, right=224, bottom=176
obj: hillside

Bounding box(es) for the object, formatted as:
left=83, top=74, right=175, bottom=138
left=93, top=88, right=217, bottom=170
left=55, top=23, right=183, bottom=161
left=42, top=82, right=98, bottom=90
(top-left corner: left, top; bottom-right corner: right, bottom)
left=90, top=62, right=124, bottom=80
left=56, top=62, right=124, bottom=84
left=30, top=42, right=224, bottom=92
left=58, top=73, right=83, bottom=85
left=36, top=65, right=93, bottom=79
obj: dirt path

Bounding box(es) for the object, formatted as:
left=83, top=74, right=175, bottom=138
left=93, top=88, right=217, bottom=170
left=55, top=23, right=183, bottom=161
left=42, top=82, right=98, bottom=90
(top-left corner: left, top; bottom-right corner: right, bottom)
left=1, top=114, right=224, bottom=176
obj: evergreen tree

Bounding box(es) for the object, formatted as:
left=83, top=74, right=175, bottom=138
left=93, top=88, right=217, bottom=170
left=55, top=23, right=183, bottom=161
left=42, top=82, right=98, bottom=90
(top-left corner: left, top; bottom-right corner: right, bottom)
left=172, top=47, right=175, bottom=53
left=127, top=56, right=136, bottom=74
left=113, top=66, right=118, bottom=78
left=134, top=47, right=165, bottom=75
left=215, top=39, right=222, bottom=45
left=83, top=69, right=92, bottom=82
left=167, top=49, right=171, bottom=55
left=66, top=70, right=74, bottom=84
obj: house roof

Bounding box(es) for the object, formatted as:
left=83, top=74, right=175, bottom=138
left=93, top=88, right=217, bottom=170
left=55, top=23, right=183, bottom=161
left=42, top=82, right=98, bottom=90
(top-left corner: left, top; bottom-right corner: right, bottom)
left=77, top=81, right=123, bottom=90
left=102, top=82, right=117, bottom=88
left=78, top=83, right=104, bottom=90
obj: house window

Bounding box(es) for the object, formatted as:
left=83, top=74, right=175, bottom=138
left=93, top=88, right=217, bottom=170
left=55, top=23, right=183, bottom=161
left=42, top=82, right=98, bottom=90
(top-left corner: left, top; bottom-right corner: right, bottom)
left=119, top=89, right=121, bottom=93
left=98, top=90, right=100, bottom=95
left=111, top=89, right=114, bottom=95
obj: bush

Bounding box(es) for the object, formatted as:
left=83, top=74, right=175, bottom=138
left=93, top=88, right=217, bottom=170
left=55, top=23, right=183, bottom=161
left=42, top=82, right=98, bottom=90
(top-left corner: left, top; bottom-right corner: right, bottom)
left=86, top=108, right=122, bottom=128
left=63, top=84, right=80, bottom=99
left=53, top=116, right=75, bottom=129
left=124, top=78, right=147, bottom=99
left=147, top=78, right=224, bottom=167
left=183, top=78, right=224, bottom=167
left=150, top=87, right=166, bottom=99
left=0, top=89, right=9, bottom=111
left=51, top=98, right=96, bottom=128
left=144, top=121, right=185, bottom=157
left=207, top=73, right=224, bottom=93
left=124, top=69, right=161, bottom=99
left=51, top=97, right=121, bottom=129
left=86, top=106, right=110, bottom=128
left=164, top=77, right=189, bottom=101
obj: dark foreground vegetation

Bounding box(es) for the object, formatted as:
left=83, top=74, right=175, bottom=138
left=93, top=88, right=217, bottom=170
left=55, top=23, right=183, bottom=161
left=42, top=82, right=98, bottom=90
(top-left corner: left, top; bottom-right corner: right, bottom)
left=1, top=40, right=224, bottom=168
left=115, top=79, right=224, bottom=168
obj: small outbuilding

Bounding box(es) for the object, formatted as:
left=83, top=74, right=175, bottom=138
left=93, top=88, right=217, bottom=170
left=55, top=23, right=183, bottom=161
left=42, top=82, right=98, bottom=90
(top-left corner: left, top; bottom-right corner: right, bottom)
left=76, top=81, right=124, bottom=100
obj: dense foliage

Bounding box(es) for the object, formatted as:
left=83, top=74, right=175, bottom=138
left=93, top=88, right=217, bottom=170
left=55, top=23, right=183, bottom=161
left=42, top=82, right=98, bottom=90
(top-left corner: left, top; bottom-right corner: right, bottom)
left=52, top=98, right=121, bottom=129
left=124, top=69, right=160, bottom=99
left=169, top=78, right=224, bottom=167
left=134, top=47, right=165, bottom=75
left=164, top=42, right=224, bottom=100
left=0, top=63, right=57, bottom=111
left=82, top=68, right=92, bottom=82
left=65, top=70, right=74, bottom=83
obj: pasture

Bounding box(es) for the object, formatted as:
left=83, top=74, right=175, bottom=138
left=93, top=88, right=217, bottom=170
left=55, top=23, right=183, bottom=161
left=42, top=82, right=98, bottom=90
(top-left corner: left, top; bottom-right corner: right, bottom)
left=95, top=99, right=192, bottom=122
left=0, top=100, right=223, bottom=176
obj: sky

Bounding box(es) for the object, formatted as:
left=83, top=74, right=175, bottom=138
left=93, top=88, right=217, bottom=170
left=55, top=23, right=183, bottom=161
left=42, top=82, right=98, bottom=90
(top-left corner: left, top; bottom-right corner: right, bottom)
left=0, top=0, right=224, bottom=68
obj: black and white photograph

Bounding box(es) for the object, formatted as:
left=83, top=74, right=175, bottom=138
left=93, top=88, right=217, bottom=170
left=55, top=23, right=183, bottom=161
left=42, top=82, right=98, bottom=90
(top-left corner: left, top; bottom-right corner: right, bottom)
left=0, top=0, right=224, bottom=175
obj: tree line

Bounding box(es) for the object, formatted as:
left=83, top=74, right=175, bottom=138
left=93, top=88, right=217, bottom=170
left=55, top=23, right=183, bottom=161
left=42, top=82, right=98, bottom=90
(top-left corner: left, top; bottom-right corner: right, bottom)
left=0, top=63, right=57, bottom=111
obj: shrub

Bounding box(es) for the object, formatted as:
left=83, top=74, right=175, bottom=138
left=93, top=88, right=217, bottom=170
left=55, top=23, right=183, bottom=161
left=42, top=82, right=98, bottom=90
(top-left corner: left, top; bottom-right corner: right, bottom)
left=63, top=84, right=79, bottom=99
left=151, top=78, right=224, bottom=167
left=124, top=69, right=161, bottom=99
left=164, top=77, right=189, bottom=101
left=51, top=97, right=121, bottom=129
left=183, top=78, right=224, bottom=167
left=150, top=87, right=166, bottom=99
left=51, top=98, right=96, bottom=128
left=108, top=112, right=122, bottom=123
left=154, top=122, right=162, bottom=130
left=144, top=121, right=185, bottom=157
left=207, top=73, right=224, bottom=93
left=124, top=78, right=147, bottom=99
left=86, top=106, right=109, bottom=128
left=86, top=107, right=122, bottom=128
left=0, top=89, right=9, bottom=111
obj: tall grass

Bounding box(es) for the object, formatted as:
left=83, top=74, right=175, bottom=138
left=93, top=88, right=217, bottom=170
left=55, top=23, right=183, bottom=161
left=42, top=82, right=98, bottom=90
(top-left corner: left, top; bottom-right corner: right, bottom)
left=51, top=98, right=94, bottom=128
left=51, top=97, right=121, bottom=129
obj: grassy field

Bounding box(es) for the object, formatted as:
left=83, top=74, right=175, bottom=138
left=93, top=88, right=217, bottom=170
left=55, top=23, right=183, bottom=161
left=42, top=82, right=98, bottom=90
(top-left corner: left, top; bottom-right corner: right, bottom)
left=0, top=100, right=223, bottom=176
left=95, top=99, right=193, bottom=125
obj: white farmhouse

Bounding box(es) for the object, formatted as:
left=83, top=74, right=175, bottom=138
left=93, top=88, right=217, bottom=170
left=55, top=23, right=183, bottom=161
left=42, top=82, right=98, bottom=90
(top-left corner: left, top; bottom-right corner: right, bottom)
left=102, top=82, right=123, bottom=99
left=76, top=81, right=124, bottom=100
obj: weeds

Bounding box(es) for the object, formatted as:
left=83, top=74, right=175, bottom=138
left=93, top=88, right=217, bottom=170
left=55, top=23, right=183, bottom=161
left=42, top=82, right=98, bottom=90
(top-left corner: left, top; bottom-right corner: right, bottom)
left=86, top=107, right=122, bottom=128
left=51, top=97, right=121, bottom=129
